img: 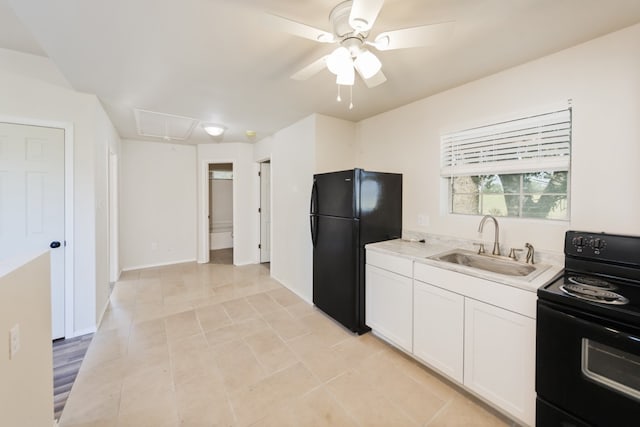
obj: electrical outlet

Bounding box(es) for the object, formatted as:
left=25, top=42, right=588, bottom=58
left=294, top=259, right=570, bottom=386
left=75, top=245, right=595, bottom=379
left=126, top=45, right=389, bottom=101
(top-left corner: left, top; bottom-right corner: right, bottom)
left=417, top=214, right=430, bottom=227
left=151, top=242, right=158, bottom=250
left=9, top=324, right=20, bottom=359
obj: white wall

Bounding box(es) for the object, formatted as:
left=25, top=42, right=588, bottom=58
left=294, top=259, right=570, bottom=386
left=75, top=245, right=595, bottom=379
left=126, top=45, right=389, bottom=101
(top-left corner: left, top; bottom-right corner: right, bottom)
left=197, top=143, right=256, bottom=265
left=0, top=48, right=118, bottom=336
left=209, top=172, right=233, bottom=250
left=315, top=114, right=356, bottom=173
left=254, top=115, right=316, bottom=301
left=210, top=178, right=233, bottom=230
left=356, top=23, right=640, bottom=253
left=94, top=106, right=120, bottom=323
left=0, top=251, right=53, bottom=426
left=120, top=139, right=197, bottom=270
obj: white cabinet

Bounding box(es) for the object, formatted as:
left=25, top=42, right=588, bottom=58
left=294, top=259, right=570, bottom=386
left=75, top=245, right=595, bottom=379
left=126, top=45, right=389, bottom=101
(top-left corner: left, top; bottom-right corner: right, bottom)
left=413, top=280, right=464, bottom=383
left=365, top=248, right=538, bottom=426
left=464, top=298, right=536, bottom=426
left=365, top=256, right=413, bottom=353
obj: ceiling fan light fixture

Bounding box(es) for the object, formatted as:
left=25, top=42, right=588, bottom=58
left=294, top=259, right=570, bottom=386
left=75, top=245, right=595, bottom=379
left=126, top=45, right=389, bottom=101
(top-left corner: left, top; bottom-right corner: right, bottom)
left=336, top=64, right=355, bottom=86
left=354, top=50, right=381, bottom=79
left=327, top=47, right=352, bottom=75
left=202, top=123, right=226, bottom=136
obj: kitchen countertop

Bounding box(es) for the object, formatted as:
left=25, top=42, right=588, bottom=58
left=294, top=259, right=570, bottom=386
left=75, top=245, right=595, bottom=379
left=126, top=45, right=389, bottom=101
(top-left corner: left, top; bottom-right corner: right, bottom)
left=366, top=238, right=563, bottom=293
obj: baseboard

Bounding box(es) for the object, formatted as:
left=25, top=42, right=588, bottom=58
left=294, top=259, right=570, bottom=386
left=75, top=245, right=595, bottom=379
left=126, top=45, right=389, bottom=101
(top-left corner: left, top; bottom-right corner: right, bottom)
left=121, top=258, right=197, bottom=272
left=68, top=326, right=97, bottom=338
left=270, top=272, right=313, bottom=305
left=233, top=260, right=256, bottom=266
left=96, top=297, right=111, bottom=331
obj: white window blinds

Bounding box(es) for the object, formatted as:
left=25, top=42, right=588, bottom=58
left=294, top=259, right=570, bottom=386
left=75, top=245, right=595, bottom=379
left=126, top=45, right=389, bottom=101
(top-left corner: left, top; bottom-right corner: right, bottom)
left=441, top=108, right=571, bottom=176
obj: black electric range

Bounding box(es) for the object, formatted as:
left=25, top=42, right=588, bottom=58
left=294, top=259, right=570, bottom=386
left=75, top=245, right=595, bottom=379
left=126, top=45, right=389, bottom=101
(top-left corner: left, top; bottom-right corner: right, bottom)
left=538, top=230, right=640, bottom=326
left=536, top=230, right=640, bottom=427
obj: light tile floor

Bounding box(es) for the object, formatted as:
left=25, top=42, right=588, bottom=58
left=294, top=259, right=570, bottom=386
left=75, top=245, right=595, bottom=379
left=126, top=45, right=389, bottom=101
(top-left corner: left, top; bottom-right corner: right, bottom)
left=59, top=261, right=513, bottom=427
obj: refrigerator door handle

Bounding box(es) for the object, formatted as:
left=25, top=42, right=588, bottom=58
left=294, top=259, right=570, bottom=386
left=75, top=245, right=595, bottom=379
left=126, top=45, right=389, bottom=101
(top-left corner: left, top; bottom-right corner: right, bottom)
left=310, top=214, right=318, bottom=247
left=310, top=179, right=318, bottom=215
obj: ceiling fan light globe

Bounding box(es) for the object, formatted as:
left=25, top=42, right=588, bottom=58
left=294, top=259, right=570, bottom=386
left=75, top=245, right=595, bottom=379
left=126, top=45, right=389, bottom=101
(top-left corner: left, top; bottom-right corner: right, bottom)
left=354, top=50, right=381, bottom=79
left=336, top=65, right=355, bottom=86
left=327, top=47, right=352, bottom=75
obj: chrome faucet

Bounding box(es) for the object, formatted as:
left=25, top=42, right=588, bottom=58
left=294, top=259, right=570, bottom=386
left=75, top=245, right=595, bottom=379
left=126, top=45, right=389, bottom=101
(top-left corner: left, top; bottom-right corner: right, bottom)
left=478, top=215, right=501, bottom=256
left=525, top=242, right=535, bottom=264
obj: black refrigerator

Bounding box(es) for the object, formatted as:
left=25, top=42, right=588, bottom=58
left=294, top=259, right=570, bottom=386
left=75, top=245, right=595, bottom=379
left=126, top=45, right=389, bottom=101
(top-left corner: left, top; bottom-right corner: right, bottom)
left=310, top=168, right=402, bottom=334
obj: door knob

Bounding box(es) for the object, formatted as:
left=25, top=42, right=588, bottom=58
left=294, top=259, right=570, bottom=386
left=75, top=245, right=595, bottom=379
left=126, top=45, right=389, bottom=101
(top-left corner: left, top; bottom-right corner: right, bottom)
left=50, top=241, right=61, bottom=249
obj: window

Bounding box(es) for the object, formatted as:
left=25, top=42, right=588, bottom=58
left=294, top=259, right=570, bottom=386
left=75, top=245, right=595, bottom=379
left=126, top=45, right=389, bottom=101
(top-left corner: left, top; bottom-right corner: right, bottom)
left=442, top=108, right=571, bottom=220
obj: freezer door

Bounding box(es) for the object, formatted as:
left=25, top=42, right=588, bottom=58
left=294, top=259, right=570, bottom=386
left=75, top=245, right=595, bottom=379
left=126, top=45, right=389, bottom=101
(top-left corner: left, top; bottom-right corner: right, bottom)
left=312, top=215, right=360, bottom=332
left=312, top=169, right=357, bottom=218
left=359, top=170, right=402, bottom=245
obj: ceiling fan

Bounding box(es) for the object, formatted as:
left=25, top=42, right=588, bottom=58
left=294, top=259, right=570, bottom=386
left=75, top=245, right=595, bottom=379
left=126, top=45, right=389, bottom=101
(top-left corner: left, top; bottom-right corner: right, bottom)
left=267, top=0, right=454, bottom=89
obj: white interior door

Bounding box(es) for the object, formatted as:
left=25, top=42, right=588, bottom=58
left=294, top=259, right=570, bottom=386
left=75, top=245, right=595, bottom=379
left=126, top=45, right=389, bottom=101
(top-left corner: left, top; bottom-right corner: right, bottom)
left=260, top=162, right=271, bottom=263
left=0, top=122, right=65, bottom=339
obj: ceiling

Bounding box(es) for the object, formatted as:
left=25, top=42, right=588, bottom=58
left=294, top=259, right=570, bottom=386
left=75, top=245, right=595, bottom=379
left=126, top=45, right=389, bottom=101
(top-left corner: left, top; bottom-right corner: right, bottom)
left=2, top=0, right=640, bottom=143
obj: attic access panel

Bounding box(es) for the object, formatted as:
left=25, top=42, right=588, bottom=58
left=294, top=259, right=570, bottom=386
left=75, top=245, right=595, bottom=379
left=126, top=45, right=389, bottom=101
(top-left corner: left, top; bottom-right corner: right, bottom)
left=134, top=108, right=198, bottom=141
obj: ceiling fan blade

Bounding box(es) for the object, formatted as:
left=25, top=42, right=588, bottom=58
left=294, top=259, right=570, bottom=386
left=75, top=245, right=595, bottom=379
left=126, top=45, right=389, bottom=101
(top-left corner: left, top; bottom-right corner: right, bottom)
left=349, top=0, right=384, bottom=32
left=358, top=69, right=387, bottom=88
left=291, top=55, right=329, bottom=80
left=373, top=21, right=455, bottom=51
left=265, top=14, right=335, bottom=43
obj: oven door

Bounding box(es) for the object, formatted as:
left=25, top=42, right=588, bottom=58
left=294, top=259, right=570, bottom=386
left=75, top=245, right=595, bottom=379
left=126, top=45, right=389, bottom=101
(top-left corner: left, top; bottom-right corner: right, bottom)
left=537, top=300, right=640, bottom=426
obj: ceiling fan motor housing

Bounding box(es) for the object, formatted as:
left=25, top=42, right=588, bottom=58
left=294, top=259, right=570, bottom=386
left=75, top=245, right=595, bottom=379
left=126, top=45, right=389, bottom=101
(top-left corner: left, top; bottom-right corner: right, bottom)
left=330, top=1, right=359, bottom=38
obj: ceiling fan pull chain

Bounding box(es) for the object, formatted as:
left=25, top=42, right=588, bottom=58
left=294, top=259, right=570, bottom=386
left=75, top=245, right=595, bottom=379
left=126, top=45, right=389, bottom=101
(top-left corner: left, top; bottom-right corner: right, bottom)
left=349, top=85, right=354, bottom=110
left=337, top=84, right=342, bottom=102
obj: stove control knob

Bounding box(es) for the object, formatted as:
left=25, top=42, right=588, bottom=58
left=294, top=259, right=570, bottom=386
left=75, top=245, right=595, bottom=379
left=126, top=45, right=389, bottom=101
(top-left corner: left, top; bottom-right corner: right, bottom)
left=572, top=236, right=585, bottom=247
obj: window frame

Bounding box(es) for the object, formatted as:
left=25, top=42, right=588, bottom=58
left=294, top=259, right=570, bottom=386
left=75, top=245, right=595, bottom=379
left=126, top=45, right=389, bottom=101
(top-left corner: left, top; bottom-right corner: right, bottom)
left=447, top=171, right=571, bottom=220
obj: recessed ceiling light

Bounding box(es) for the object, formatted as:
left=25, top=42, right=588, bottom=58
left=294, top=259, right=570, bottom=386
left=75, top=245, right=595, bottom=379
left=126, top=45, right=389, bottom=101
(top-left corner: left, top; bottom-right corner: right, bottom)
left=202, top=123, right=226, bottom=136
left=245, top=130, right=257, bottom=138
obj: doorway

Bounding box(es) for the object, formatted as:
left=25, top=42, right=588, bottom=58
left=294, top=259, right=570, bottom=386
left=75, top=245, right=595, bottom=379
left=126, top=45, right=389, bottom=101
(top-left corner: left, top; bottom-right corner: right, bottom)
left=0, top=121, right=68, bottom=339
left=208, top=163, right=233, bottom=264
left=259, top=161, right=271, bottom=265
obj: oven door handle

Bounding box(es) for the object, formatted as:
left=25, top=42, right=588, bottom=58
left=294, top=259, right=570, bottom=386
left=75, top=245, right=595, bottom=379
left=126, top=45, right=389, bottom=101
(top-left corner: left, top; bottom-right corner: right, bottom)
left=538, top=301, right=640, bottom=354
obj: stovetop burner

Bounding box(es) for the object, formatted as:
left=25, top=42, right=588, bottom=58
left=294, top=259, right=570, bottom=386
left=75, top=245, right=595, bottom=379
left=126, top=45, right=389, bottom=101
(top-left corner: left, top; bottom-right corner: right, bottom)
left=538, top=231, right=640, bottom=324
left=567, top=275, right=615, bottom=289
left=560, top=284, right=629, bottom=305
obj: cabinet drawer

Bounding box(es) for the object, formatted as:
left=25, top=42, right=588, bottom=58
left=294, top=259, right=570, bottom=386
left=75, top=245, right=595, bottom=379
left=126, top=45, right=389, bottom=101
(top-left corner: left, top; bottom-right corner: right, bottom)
left=414, top=262, right=536, bottom=318
left=366, top=250, right=413, bottom=277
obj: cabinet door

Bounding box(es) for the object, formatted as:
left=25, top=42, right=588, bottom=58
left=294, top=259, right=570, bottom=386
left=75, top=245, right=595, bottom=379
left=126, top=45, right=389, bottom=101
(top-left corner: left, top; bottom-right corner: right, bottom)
left=464, top=299, right=536, bottom=426
left=365, top=264, right=413, bottom=352
left=413, top=281, right=464, bottom=383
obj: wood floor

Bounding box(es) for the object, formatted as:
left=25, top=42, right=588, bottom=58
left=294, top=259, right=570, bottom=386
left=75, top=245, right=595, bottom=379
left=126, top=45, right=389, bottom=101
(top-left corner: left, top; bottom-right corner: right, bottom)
left=209, top=248, right=233, bottom=264
left=53, top=333, right=94, bottom=420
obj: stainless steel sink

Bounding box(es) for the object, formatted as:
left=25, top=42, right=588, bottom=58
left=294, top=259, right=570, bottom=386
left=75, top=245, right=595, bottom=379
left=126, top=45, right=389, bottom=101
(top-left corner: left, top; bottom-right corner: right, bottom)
left=429, top=249, right=547, bottom=278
